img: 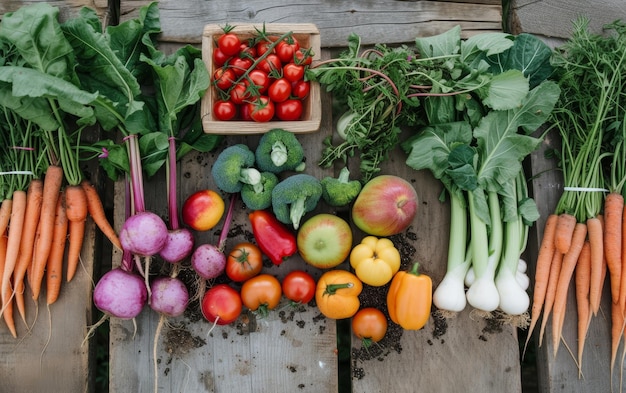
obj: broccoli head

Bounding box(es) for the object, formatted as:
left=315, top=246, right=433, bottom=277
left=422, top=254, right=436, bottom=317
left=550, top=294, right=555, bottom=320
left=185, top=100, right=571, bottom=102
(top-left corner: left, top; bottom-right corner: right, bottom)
left=271, top=173, right=322, bottom=229
left=320, top=167, right=362, bottom=207
left=240, top=171, right=279, bottom=211
left=211, top=144, right=262, bottom=193
left=255, top=128, right=306, bottom=173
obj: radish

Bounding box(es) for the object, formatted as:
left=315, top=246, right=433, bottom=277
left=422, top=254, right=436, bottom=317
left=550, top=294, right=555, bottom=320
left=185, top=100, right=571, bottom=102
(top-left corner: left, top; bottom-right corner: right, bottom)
left=119, top=211, right=169, bottom=257
left=191, top=193, right=238, bottom=290
left=94, top=267, right=148, bottom=319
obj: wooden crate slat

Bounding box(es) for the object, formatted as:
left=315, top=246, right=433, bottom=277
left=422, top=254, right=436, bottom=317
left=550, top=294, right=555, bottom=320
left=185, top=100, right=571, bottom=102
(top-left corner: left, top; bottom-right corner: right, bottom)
left=119, top=0, right=502, bottom=46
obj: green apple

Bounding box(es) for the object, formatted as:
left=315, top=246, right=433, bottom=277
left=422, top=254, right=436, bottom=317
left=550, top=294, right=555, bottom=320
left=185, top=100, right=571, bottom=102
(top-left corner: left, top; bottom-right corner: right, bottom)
left=297, top=214, right=353, bottom=269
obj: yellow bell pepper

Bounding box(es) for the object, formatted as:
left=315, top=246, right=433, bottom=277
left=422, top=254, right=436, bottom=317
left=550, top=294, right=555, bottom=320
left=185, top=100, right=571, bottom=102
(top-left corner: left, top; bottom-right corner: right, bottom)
left=315, top=270, right=363, bottom=319
left=349, top=236, right=401, bottom=286
left=386, top=262, right=432, bottom=330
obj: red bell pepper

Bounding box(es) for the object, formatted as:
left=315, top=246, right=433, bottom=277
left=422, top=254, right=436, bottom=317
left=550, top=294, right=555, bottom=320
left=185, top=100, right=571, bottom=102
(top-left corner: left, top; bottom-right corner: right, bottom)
left=249, top=210, right=297, bottom=265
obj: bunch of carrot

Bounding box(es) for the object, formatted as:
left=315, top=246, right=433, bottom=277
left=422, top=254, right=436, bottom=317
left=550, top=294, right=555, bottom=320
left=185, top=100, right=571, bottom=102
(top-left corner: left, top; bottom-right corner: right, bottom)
left=524, top=18, right=626, bottom=380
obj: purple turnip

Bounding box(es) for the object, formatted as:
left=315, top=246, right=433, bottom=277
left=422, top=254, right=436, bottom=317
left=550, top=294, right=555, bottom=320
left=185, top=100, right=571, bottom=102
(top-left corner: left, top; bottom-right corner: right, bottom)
left=119, top=211, right=169, bottom=257
left=149, top=276, right=189, bottom=317
left=93, top=267, right=148, bottom=319
left=159, top=228, right=195, bottom=264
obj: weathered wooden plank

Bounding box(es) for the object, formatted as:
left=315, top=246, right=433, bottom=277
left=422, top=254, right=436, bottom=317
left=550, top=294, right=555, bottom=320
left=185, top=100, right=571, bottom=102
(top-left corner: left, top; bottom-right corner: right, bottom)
left=119, top=0, right=502, bottom=46
left=108, top=47, right=339, bottom=392
left=510, top=0, right=626, bottom=38
left=527, top=129, right=616, bottom=392
left=0, top=0, right=109, bottom=20
left=350, top=146, right=522, bottom=393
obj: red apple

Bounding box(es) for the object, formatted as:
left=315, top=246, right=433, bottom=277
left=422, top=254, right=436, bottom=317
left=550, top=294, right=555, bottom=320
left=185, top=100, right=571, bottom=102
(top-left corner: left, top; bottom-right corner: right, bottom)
left=351, top=175, right=418, bottom=236
left=297, top=214, right=353, bottom=269
left=182, top=189, right=225, bottom=231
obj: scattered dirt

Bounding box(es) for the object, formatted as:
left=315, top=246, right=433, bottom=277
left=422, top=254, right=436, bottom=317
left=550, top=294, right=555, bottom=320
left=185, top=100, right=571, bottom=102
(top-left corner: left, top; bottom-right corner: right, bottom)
left=164, top=323, right=207, bottom=356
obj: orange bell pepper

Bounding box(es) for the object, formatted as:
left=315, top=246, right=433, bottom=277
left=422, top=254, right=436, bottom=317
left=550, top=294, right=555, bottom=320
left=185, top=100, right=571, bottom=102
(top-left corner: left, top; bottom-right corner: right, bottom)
left=315, top=270, right=362, bottom=319
left=386, top=262, right=432, bottom=330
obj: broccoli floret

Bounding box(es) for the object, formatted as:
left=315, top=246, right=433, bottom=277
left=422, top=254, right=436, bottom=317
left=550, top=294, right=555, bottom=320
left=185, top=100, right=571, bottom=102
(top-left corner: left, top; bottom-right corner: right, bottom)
left=255, top=128, right=306, bottom=173
left=272, top=174, right=322, bottom=229
left=211, top=144, right=262, bottom=193
left=240, top=171, right=279, bottom=210
left=320, top=167, right=362, bottom=207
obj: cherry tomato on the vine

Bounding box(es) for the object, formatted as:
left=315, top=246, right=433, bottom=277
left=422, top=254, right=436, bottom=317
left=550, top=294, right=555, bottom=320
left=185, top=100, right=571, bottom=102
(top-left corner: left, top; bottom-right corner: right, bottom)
left=213, top=68, right=236, bottom=91
left=201, top=284, right=242, bottom=325
left=351, top=307, right=388, bottom=348
left=268, top=78, right=292, bottom=103
left=246, top=69, right=270, bottom=95
left=276, top=99, right=303, bottom=121
left=239, top=43, right=257, bottom=58
left=275, top=36, right=300, bottom=63
left=248, top=96, right=275, bottom=122
left=217, top=32, right=241, bottom=57
left=294, top=48, right=313, bottom=66
left=241, top=274, right=282, bottom=316
left=283, top=63, right=305, bottom=83
left=282, top=270, right=316, bottom=304
left=213, top=100, right=237, bottom=121
left=255, top=39, right=274, bottom=57
left=230, top=57, right=253, bottom=77
left=292, top=80, right=310, bottom=100
left=229, top=82, right=251, bottom=105
left=212, top=47, right=230, bottom=67
left=257, top=53, right=282, bottom=75
left=225, top=242, right=263, bottom=282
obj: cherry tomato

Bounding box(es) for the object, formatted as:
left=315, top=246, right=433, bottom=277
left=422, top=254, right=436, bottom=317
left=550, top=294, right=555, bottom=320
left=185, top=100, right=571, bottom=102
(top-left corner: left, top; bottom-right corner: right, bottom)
left=241, top=274, right=282, bottom=316
left=351, top=307, right=388, bottom=348
left=201, top=284, right=243, bottom=325
left=229, top=82, right=251, bottom=105
left=275, top=36, right=300, bottom=63
left=257, top=53, right=282, bottom=75
left=230, top=57, right=253, bottom=77
left=213, top=100, right=237, bottom=121
left=294, top=48, right=314, bottom=66
left=268, top=78, right=292, bottom=103
left=275, top=99, right=303, bottom=121
left=282, top=270, right=316, bottom=304
left=217, top=32, right=241, bottom=57
left=213, top=68, right=236, bottom=91
left=255, top=39, right=274, bottom=57
left=246, top=69, right=270, bottom=95
left=283, top=63, right=305, bottom=83
left=212, top=47, right=231, bottom=67
left=248, top=96, right=275, bottom=122
left=226, top=242, right=263, bottom=282
left=239, top=42, right=257, bottom=58
left=292, top=80, right=310, bottom=100
left=239, top=102, right=252, bottom=121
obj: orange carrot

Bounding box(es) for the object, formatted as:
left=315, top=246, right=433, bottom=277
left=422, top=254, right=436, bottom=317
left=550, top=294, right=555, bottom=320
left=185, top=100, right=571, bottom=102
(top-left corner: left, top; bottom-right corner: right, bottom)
left=0, top=230, right=10, bottom=335
left=587, top=217, right=604, bottom=316
left=81, top=179, right=121, bottom=251
left=0, top=199, right=12, bottom=237
left=552, top=222, right=587, bottom=358
left=1, top=190, right=26, bottom=338
left=30, top=165, right=64, bottom=300
left=46, top=194, right=68, bottom=305
left=523, top=213, right=558, bottom=355
left=611, top=302, right=623, bottom=373
left=64, top=185, right=88, bottom=282
left=555, top=213, right=577, bottom=255
left=539, top=251, right=564, bottom=347
left=575, top=240, right=591, bottom=377
left=12, top=179, right=43, bottom=325
left=603, top=193, right=624, bottom=309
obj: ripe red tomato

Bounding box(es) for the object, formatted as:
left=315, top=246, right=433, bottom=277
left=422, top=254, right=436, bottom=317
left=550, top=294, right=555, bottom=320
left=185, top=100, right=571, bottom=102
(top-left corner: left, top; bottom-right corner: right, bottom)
left=275, top=99, right=303, bottom=121
left=268, top=78, right=292, bottom=103
left=230, top=57, right=253, bottom=77
left=294, top=48, right=313, bottom=66
left=248, top=96, right=275, bottom=122
left=217, top=32, right=241, bottom=57
left=201, top=284, right=242, bottom=325
left=213, top=100, right=237, bottom=121
left=246, top=69, right=270, bottom=94
left=241, top=274, right=282, bottom=316
left=229, top=82, right=251, bottom=105
left=292, top=80, right=310, bottom=100
left=257, top=53, right=282, bottom=75
left=212, top=47, right=230, bottom=67
left=282, top=270, right=316, bottom=304
left=351, top=307, right=388, bottom=348
left=213, top=67, right=236, bottom=91
left=226, top=242, right=263, bottom=282
left=239, top=102, right=252, bottom=121
left=239, top=42, right=257, bottom=58
left=283, top=63, right=305, bottom=83
left=275, top=36, right=300, bottom=63
left=255, top=39, right=274, bottom=57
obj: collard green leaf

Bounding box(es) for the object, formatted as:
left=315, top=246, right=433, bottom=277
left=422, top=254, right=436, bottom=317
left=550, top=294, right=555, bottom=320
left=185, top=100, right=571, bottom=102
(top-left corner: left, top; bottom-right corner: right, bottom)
left=415, top=25, right=461, bottom=57
left=513, top=80, right=561, bottom=134
left=461, top=32, right=514, bottom=68
left=0, top=3, right=76, bottom=82
left=480, top=69, right=529, bottom=110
